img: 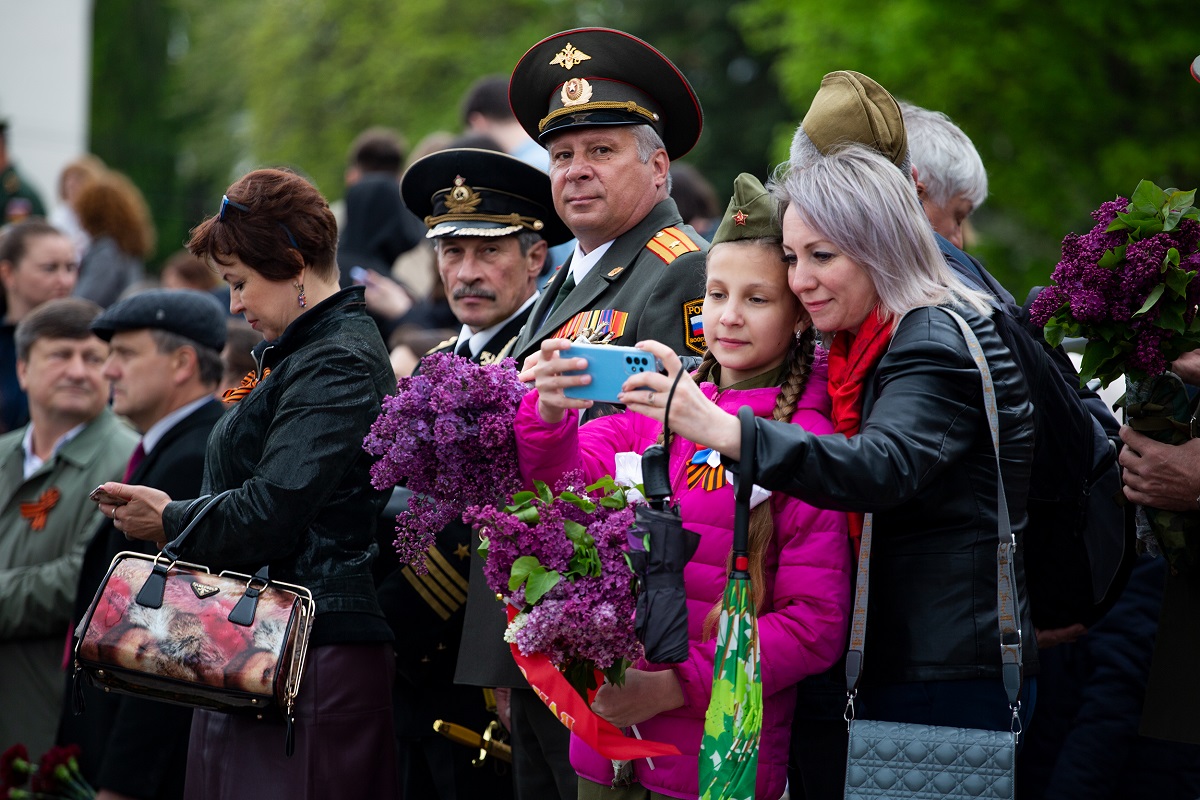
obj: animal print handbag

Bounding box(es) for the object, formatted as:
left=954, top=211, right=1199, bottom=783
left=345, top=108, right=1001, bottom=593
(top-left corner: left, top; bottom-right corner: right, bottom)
left=72, top=491, right=315, bottom=754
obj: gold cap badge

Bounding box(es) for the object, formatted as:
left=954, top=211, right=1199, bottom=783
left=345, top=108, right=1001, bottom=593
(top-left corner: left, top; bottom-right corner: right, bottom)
left=560, top=77, right=594, bottom=107
left=445, top=176, right=482, bottom=214
left=550, top=43, right=591, bottom=70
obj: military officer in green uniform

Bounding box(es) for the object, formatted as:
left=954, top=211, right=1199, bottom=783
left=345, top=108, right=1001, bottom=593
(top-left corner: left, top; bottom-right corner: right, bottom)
left=375, top=147, right=571, bottom=800
left=508, top=28, right=709, bottom=367
left=504, top=28, right=709, bottom=800
left=0, top=119, right=48, bottom=225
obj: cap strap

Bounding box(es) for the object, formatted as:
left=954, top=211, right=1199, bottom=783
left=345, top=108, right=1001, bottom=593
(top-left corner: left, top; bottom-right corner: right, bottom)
left=538, top=100, right=660, bottom=133
left=423, top=212, right=546, bottom=231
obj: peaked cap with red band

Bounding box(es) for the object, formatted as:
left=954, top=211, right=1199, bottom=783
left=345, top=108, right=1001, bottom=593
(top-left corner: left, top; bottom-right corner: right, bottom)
left=508, top=27, right=703, bottom=160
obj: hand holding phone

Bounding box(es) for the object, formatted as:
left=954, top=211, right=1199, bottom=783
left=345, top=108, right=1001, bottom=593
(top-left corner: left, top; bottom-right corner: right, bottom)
left=90, top=485, right=128, bottom=506
left=560, top=342, right=664, bottom=403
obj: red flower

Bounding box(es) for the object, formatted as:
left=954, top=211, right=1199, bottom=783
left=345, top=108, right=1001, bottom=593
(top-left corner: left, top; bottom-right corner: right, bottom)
left=0, top=743, right=33, bottom=788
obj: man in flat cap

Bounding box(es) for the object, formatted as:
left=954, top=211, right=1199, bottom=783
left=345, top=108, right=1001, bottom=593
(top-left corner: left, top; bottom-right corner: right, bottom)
left=57, top=288, right=227, bottom=799
left=0, top=298, right=136, bottom=760
left=374, top=148, right=571, bottom=800
left=508, top=28, right=709, bottom=365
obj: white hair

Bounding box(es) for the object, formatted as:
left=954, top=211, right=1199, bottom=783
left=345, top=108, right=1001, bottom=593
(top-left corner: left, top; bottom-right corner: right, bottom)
left=629, top=125, right=672, bottom=194
left=897, top=101, right=988, bottom=210
left=772, top=144, right=991, bottom=324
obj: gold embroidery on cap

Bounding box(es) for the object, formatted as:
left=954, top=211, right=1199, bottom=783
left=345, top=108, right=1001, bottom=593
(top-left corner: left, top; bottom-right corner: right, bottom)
left=445, top=175, right=482, bottom=214
left=560, top=77, right=593, bottom=107
left=550, top=43, right=591, bottom=70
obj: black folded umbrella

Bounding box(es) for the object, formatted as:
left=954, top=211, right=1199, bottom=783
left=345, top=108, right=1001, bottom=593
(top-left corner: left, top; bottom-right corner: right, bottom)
left=628, top=373, right=700, bottom=664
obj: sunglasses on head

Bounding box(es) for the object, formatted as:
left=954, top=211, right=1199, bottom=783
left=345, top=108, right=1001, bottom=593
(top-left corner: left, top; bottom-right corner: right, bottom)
left=216, top=195, right=298, bottom=248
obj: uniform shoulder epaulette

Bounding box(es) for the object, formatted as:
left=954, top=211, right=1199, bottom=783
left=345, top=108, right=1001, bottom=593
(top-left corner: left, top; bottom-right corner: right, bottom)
left=645, top=226, right=701, bottom=265
left=425, top=336, right=458, bottom=356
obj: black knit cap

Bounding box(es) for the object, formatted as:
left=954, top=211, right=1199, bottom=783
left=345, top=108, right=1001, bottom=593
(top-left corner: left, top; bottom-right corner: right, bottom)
left=508, top=28, right=703, bottom=160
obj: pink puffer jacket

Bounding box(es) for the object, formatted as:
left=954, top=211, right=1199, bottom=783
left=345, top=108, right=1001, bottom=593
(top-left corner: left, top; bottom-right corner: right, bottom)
left=513, top=358, right=852, bottom=800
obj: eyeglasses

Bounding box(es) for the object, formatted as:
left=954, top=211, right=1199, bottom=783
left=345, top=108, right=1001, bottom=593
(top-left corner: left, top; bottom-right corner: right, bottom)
left=216, top=194, right=299, bottom=248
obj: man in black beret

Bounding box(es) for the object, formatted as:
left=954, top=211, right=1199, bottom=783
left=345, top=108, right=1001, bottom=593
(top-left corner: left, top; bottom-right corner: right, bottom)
left=508, top=28, right=709, bottom=366
left=57, top=288, right=227, bottom=799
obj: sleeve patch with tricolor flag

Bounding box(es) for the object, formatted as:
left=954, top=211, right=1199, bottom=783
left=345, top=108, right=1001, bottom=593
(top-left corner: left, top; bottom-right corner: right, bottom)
left=683, top=297, right=705, bottom=355
left=646, top=227, right=701, bottom=264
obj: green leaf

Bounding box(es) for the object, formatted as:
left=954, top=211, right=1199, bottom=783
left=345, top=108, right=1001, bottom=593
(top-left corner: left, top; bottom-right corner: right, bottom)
left=559, top=491, right=596, bottom=513
left=586, top=476, right=619, bottom=494
left=1165, top=264, right=1191, bottom=296
left=535, top=480, right=553, bottom=505
left=1134, top=283, right=1166, bottom=316
left=1078, top=340, right=1117, bottom=385
left=563, top=519, right=588, bottom=542
left=505, top=491, right=535, bottom=511
left=599, top=495, right=625, bottom=508
left=1130, top=179, right=1165, bottom=214
left=524, top=568, right=561, bottom=604
left=514, top=505, right=540, bottom=525
left=1044, top=318, right=1067, bottom=348
left=1160, top=303, right=1187, bottom=334
left=1098, top=245, right=1127, bottom=269
left=476, top=536, right=489, bottom=557
left=508, top=555, right=541, bottom=591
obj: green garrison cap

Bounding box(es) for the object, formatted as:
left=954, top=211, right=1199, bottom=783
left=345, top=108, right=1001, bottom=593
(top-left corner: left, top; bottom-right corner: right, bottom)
left=802, top=70, right=907, bottom=168
left=400, top=148, right=572, bottom=245
left=710, top=173, right=780, bottom=246
left=509, top=28, right=703, bottom=160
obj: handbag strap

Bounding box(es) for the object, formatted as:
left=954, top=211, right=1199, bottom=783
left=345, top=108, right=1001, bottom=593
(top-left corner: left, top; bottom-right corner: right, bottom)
left=844, top=307, right=1023, bottom=731
left=642, top=368, right=689, bottom=507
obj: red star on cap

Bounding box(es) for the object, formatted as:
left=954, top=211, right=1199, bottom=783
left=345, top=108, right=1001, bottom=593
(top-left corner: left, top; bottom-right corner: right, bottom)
left=733, top=209, right=748, bottom=226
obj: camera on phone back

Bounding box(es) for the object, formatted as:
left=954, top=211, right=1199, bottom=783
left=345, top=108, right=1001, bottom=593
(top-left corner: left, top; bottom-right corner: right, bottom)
left=561, top=342, right=664, bottom=403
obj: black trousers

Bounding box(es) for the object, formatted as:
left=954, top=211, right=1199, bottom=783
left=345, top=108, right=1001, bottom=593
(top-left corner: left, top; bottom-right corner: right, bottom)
left=510, top=686, right=577, bottom=800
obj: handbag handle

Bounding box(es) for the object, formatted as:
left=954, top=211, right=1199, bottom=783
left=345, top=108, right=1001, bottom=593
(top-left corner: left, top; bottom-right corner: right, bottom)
left=641, top=368, right=689, bottom=507
left=844, top=307, right=1023, bottom=729
left=135, top=490, right=251, bottom=610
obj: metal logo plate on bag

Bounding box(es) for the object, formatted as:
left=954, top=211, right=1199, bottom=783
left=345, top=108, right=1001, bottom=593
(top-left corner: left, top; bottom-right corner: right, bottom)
left=192, top=582, right=219, bottom=598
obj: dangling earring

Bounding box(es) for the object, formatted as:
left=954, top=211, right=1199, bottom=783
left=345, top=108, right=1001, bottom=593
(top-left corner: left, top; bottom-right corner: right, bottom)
left=793, top=328, right=804, bottom=343
left=296, top=283, right=307, bottom=308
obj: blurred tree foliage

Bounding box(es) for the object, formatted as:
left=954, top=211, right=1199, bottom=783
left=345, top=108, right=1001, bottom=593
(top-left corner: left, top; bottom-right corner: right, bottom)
left=735, top=0, right=1200, bottom=295
left=93, top=0, right=1200, bottom=292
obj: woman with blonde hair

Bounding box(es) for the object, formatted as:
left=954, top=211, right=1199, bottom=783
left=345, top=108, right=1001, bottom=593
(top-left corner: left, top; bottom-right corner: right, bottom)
left=73, top=169, right=154, bottom=307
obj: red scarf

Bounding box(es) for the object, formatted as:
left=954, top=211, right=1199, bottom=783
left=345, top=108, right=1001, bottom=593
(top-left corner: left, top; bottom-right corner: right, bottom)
left=826, top=306, right=894, bottom=551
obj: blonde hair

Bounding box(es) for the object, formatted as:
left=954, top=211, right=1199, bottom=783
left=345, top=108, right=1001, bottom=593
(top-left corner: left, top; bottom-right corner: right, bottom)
left=771, top=143, right=991, bottom=324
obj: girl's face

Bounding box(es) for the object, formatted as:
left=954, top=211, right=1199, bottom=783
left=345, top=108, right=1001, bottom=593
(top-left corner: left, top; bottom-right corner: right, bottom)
left=702, top=241, right=808, bottom=389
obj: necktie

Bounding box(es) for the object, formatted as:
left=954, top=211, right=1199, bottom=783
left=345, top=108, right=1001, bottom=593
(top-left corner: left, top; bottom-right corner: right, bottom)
left=123, top=442, right=146, bottom=482
left=455, top=337, right=473, bottom=358
left=546, top=269, right=577, bottom=320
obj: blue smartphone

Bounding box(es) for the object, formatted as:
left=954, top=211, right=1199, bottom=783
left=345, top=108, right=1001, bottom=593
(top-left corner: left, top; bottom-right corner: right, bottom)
left=560, top=342, right=664, bottom=403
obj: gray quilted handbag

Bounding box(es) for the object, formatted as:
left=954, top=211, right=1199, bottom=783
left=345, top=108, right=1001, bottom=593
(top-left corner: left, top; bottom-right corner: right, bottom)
left=843, top=310, right=1021, bottom=800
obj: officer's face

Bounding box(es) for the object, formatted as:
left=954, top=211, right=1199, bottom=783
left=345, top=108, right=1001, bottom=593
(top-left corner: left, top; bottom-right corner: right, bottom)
left=437, top=235, right=545, bottom=333
left=17, top=335, right=110, bottom=425
left=546, top=127, right=668, bottom=253
left=0, top=233, right=78, bottom=319
left=103, top=329, right=181, bottom=433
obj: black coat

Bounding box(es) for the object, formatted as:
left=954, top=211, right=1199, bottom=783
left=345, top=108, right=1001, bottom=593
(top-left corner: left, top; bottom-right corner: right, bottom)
left=58, top=398, right=225, bottom=799
left=743, top=304, right=1038, bottom=684
left=159, top=288, right=396, bottom=645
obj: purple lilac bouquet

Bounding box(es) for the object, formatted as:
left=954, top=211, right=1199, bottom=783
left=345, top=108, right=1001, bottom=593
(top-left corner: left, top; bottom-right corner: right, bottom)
left=466, top=474, right=641, bottom=697
left=1029, top=180, right=1200, bottom=386
left=363, top=352, right=527, bottom=570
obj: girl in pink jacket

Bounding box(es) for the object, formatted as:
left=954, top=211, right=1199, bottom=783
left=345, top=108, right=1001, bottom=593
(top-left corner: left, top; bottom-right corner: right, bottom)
left=517, top=174, right=852, bottom=800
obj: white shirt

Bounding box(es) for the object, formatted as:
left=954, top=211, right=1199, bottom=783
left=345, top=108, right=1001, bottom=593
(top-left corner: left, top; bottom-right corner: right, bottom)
left=568, top=240, right=614, bottom=286
left=22, top=423, right=86, bottom=480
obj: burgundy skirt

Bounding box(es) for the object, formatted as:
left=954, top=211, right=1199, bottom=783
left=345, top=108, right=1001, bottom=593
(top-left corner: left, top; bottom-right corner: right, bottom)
left=184, top=643, right=399, bottom=799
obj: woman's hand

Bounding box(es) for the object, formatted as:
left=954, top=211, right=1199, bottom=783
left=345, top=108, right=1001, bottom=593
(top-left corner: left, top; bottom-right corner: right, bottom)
left=530, top=338, right=594, bottom=424
left=590, top=668, right=685, bottom=729
left=94, top=482, right=172, bottom=548
left=618, top=340, right=741, bottom=457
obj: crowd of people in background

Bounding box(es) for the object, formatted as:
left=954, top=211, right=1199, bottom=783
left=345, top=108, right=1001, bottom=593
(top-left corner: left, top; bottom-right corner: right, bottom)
left=2, top=25, right=1199, bottom=800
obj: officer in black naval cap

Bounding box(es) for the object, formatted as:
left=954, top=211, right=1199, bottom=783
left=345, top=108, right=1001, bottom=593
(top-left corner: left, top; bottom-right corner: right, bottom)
left=374, top=147, right=570, bottom=800
left=58, top=289, right=227, bottom=799
left=507, top=28, right=710, bottom=368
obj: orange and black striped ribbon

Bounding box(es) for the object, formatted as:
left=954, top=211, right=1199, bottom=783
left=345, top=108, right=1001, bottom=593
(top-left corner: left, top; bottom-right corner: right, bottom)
left=685, top=449, right=727, bottom=491
left=222, top=368, right=270, bottom=403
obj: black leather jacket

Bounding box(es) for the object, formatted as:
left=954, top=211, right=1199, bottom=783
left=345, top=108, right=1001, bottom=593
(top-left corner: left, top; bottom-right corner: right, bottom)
left=743, top=304, right=1037, bottom=684
left=162, top=288, right=397, bottom=635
